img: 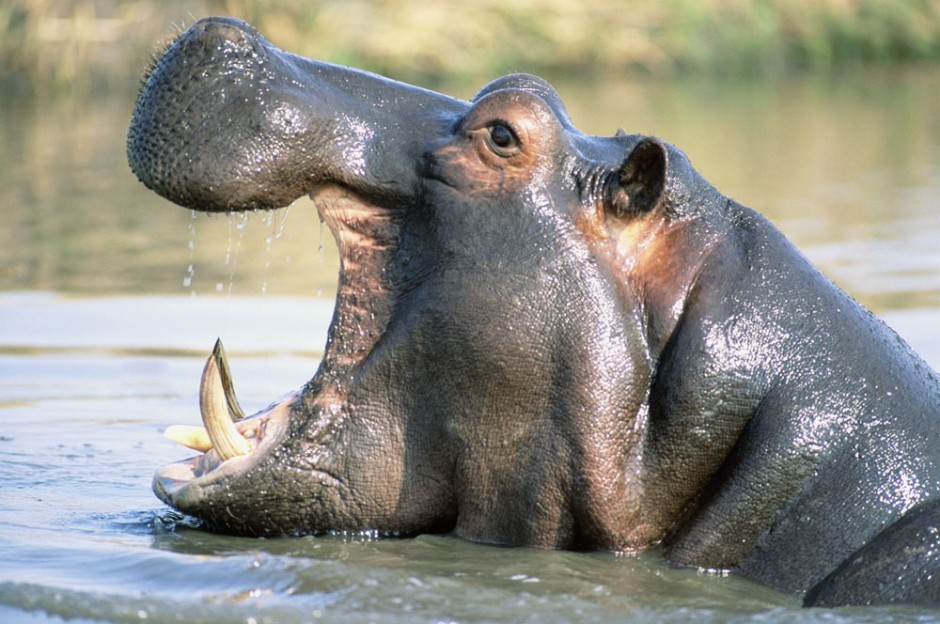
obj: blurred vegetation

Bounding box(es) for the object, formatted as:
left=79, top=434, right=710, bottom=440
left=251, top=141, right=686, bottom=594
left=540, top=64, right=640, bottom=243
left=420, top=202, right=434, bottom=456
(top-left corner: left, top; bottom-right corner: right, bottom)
left=2, top=0, right=940, bottom=96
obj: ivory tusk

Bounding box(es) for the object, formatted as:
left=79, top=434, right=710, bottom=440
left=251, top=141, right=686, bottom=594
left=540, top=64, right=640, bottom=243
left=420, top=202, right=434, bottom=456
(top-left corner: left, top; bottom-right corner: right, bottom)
left=212, top=338, right=246, bottom=421
left=200, top=339, right=251, bottom=459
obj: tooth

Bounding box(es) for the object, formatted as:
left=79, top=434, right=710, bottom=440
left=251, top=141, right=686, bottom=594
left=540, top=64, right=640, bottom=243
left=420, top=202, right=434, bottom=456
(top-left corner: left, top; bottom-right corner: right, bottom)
left=212, top=338, right=246, bottom=421
left=164, top=425, right=212, bottom=452
left=200, top=339, right=251, bottom=459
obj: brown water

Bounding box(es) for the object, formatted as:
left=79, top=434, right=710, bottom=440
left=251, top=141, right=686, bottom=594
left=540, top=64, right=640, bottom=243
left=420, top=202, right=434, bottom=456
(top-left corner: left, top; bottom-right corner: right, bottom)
left=1, top=65, right=940, bottom=623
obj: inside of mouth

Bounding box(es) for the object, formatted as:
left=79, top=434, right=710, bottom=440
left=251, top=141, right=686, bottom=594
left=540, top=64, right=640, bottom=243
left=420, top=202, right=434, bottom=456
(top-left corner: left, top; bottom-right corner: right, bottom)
left=162, top=186, right=402, bottom=466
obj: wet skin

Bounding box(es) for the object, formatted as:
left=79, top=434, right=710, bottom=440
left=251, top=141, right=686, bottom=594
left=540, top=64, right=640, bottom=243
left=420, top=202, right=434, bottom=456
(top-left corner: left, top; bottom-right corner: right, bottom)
left=128, top=17, right=940, bottom=608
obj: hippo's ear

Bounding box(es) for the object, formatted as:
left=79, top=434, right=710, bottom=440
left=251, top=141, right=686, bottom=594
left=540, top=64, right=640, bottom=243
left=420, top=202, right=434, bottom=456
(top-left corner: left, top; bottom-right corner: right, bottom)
left=608, top=138, right=668, bottom=217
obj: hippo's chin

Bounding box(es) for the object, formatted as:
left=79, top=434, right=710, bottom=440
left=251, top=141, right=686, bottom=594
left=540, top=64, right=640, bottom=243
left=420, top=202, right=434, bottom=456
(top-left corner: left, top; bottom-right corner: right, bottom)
left=153, top=394, right=294, bottom=511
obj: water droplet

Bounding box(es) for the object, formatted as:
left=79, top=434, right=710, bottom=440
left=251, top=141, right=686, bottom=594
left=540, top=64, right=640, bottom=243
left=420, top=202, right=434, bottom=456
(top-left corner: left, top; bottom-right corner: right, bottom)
left=223, top=211, right=251, bottom=296
left=276, top=206, right=290, bottom=239
left=184, top=211, right=198, bottom=293
left=235, top=211, right=249, bottom=231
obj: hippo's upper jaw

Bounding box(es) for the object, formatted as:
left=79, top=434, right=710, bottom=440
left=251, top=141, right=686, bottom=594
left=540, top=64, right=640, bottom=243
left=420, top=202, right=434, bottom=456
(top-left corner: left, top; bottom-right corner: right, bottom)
left=128, top=17, right=467, bottom=213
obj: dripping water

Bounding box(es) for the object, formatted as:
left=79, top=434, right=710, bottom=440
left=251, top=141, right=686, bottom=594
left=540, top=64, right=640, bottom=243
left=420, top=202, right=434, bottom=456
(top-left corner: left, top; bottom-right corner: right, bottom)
left=262, top=211, right=273, bottom=296
left=178, top=203, right=312, bottom=303
left=221, top=211, right=250, bottom=296
left=261, top=207, right=291, bottom=296
left=183, top=209, right=197, bottom=295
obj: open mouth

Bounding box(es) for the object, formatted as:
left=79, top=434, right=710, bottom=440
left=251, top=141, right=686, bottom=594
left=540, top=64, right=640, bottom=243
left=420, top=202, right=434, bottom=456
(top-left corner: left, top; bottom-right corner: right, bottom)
left=153, top=185, right=401, bottom=506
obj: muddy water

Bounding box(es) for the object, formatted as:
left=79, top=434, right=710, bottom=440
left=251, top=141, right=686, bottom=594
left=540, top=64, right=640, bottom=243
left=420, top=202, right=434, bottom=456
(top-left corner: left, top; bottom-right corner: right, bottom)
left=2, top=66, right=940, bottom=623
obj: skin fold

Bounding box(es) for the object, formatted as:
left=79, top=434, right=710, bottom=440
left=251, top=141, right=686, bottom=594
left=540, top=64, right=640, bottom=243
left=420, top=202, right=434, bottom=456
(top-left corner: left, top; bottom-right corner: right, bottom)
left=128, top=17, right=940, bottom=608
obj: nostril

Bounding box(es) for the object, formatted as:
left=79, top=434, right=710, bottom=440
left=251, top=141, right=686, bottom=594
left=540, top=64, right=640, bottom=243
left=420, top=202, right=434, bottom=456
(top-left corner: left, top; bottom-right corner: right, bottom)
left=195, top=17, right=256, bottom=48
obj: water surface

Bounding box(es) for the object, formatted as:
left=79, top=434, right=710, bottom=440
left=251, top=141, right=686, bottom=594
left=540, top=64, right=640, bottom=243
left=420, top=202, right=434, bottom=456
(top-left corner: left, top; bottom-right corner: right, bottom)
left=1, top=66, right=939, bottom=623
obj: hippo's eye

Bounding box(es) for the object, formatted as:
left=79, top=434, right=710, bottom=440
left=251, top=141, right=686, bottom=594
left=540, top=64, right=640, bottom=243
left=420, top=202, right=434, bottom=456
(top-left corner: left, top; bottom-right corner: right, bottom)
left=490, top=124, right=514, bottom=148
left=485, top=122, right=520, bottom=156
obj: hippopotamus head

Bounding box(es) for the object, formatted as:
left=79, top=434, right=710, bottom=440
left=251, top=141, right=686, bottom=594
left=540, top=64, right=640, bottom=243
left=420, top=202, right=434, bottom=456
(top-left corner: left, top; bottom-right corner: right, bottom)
left=130, top=17, right=671, bottom=547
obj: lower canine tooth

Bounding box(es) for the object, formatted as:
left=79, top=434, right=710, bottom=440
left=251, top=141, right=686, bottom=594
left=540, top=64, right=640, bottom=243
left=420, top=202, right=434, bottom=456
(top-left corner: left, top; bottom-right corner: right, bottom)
left=200, top=339, right=252, bottom=460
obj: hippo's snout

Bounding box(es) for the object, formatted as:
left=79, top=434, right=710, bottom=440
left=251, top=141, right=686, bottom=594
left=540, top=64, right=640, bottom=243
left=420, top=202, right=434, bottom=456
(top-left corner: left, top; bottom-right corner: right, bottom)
left=128, top=17, right=312, bottom=211
left=128, top=17, right=466, bottom=213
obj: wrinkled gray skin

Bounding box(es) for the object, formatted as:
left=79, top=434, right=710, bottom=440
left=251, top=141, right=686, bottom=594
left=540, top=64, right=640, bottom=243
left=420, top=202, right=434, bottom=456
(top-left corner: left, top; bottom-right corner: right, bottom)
left=129, top=17, right=940, bottom=608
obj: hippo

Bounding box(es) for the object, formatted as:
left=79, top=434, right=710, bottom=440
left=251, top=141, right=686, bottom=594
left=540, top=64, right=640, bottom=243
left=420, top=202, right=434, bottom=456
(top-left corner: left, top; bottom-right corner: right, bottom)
left=128, top=17, right=940, bottom=608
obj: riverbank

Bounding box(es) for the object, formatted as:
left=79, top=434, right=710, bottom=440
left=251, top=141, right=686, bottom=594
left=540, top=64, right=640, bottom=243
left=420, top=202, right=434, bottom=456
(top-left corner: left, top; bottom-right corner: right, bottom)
left=3, top=0, right=939, bottom=95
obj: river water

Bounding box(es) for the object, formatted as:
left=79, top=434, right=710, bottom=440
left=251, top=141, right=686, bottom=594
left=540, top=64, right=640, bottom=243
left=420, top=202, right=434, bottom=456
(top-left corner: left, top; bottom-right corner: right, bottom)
left=1, top=64, right=939, bottom=623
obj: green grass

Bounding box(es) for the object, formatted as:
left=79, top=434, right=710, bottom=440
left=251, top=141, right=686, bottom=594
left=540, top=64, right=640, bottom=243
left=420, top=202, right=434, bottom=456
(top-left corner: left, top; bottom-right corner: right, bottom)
left=3, top=0, right=940, bottom=96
